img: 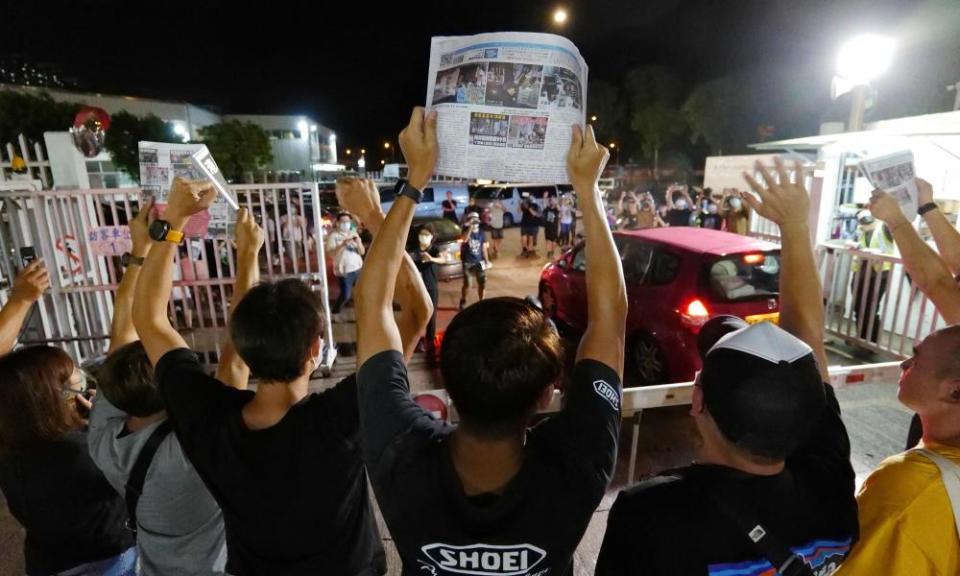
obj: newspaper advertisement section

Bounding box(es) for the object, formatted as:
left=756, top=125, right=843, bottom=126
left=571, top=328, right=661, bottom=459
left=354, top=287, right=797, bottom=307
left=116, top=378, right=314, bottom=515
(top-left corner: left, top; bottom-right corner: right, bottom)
left=426, top=32, right=588, bottom=184
left=860, top=150, right=919, bottom=222
left=138, top=141, right=237, bottom=237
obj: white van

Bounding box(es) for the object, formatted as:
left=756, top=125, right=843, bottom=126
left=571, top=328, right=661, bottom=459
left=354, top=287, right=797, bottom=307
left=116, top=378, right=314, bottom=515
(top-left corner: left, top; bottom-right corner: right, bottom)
left=379, top=182, right=470, bottom=219
left=473, top=183, right=574, bottom=227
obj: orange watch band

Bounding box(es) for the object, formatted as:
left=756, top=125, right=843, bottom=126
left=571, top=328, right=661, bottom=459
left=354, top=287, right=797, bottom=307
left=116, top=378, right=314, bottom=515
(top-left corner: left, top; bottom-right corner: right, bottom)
left=164, top=228, right=185, bottom=244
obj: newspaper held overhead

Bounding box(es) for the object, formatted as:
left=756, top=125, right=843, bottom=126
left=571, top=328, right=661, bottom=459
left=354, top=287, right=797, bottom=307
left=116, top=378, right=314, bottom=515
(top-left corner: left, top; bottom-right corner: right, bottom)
left=425, top=32, right=588, bottom=184
left=138, top=141, right=238, bottom=237
left=860, top=151, right=919, bottom=222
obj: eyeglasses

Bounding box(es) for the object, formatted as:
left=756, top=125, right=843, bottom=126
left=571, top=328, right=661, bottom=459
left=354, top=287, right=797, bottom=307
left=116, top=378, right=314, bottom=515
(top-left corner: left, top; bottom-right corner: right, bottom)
left=61, top=370, right=95, bottom=399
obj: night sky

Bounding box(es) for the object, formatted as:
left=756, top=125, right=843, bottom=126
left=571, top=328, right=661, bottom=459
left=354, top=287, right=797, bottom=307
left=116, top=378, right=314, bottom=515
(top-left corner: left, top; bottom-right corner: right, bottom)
left=4, top=0, right=959, bottom=161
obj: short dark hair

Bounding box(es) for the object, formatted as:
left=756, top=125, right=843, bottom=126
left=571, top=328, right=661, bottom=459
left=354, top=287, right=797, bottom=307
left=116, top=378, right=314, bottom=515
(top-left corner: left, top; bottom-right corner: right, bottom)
left=440, top=297, right=563, bottom=438
left=416, top=223, right=436, bottom=236
left=0, top=346, right=81, bottom=459
left=336, top=212, right=352, bottom=221
left=96, top=341, right=162, bottom=417
left=230, top=279, right=324, bottom=383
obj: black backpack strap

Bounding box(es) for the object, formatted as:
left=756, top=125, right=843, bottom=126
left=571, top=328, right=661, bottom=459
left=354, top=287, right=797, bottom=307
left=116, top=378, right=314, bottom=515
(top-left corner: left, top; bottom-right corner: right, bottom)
left=124, top=419, right=174, bottom=533
left=707, top=480, right=814, bottom=576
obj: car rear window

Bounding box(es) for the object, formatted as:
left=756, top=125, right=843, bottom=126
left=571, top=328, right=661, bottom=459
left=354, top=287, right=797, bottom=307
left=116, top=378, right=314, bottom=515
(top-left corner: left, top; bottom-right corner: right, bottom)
left=703, top=252, right=781, bottom=302
left=613, top=237, right=681, bottom=285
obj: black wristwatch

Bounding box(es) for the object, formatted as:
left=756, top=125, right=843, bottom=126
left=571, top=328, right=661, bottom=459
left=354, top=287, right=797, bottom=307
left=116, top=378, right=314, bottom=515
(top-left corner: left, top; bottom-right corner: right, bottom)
left=148, top=219, right=185, bottom=244
left=120, top=253, right=145, bottom=267
left=394, top=179, right=423, bottom=204
left=918, top=202, right=939, bottom=216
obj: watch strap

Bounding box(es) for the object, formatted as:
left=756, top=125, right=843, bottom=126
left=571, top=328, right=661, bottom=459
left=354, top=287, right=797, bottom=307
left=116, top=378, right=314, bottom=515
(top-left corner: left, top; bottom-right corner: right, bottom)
left=396, top=180, right=423, bottom=204
left=919, top=202, right=939, bottom=216
left=164, top=228, right=185, bottom=244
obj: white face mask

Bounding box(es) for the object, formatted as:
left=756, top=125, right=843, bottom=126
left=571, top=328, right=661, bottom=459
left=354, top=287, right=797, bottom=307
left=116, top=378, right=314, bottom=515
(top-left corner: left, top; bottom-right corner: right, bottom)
left=419, top=234, right=433, bottom=246
left=675, top=199, right=689, bottom=210
left=339, top=222, right=351, bottom=233
left=729, top=198, right=742, bottom=211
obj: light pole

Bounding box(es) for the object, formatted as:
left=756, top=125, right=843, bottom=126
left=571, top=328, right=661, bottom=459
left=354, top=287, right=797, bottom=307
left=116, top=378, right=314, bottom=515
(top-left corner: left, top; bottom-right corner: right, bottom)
left=384, top=141, right=396, bottom=163
left=836, top=34, right=896, bottom=131
left=609, top=142, right=618, bottom=168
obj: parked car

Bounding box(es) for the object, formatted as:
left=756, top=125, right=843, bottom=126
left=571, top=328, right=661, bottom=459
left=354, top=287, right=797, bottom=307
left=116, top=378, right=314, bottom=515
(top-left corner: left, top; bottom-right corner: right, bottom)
left=379, top=182, right=470, bottom=219
left=473, top=183, right=574, bottom=227
left=407, top=216, right=465, bottom=281
left=539, top=227, right=781, bottom=385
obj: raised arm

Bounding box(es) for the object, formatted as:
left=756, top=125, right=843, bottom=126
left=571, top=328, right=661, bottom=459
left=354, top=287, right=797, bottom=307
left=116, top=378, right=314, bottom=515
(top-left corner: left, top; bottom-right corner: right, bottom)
left=570, top=125, right=628, bottom=376
left=916, top=178, right=960, bottom=275
left=215, top=208, right=263, bottom=389
left=0, top=260, right=49, bottom=355
left=869, top=190, right=960, bottom=324
left=355, top=108, right=438, bottom=366
left=743, top=158, right=829, bottom=381
left=108, top=199, right=153, bottom=353
left=337, top=177, right=433, bottom=362
left=133, top=179, right=217, bottom=366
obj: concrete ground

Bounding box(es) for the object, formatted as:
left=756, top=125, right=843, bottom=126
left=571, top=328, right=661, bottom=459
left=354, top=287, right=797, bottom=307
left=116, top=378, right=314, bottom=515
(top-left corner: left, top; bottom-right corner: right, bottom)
left=0, top=227, right=912, bottom=575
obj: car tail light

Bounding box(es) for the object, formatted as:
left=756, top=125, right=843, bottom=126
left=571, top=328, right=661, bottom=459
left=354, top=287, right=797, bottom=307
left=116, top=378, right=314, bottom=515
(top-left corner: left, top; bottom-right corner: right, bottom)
left=680, top=298, right=710, bottom=332
left=743, top=253, right=763, bottom=265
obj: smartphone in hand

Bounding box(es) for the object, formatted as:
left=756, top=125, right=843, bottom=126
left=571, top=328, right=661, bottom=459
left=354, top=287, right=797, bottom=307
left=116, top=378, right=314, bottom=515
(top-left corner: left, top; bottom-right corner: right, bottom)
left=19, top=246, right=37, bottom=269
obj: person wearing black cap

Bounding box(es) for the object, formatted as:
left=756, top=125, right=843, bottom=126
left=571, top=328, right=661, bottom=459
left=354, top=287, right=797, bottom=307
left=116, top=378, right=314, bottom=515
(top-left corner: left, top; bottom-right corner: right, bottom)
left=597, top=157, right=858, bottom=576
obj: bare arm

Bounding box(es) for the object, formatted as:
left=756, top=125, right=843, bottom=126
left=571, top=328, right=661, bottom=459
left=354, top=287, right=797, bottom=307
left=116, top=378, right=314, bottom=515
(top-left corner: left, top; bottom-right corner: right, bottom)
left=0, top=260, right=49, bottom=355
left=215, top=208, right=263, bottom=389
left=916, top=178, right=960, bottom=275
left=108, top=199, right=154, bottom=353
left=744, top=159, right=829, bottom=381
left=339, top=178, right=433, bottom=363
left=571, top=125, right=628, bottom=376
left=869, top=190, right=960, bottom=325
left=133, top=180, right=216, bottom=366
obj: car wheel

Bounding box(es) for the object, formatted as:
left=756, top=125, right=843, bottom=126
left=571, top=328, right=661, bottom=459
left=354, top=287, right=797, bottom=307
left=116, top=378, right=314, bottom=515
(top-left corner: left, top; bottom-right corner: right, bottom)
left=629, top=335, right=667, bottom=386
left=503, top=213, right=514, bottom=227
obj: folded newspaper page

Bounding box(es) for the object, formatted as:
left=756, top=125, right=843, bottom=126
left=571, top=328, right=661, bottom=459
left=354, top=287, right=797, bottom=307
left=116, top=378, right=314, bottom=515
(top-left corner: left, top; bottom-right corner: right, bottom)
left=138, top=141, right=237, bottom=237
left=425, top=32, right=588, bottom=184
left=860, top=150, right=919, bottom=222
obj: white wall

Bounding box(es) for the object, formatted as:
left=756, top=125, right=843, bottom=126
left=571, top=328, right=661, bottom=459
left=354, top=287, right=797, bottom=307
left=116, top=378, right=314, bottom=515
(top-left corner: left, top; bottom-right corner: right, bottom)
left=43, top=132, right=90, bottom=189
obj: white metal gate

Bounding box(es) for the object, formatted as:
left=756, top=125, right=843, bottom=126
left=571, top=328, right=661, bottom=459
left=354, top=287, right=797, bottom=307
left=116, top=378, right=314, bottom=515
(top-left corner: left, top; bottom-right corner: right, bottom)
left=0, top=182, right=335, bottom=373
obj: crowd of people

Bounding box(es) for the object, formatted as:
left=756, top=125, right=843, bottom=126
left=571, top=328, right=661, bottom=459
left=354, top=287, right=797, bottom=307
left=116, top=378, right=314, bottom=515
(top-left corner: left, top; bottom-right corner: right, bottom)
left=0, top=106, right=958, bottom=576
left=613, top=184, right=752, bottom=234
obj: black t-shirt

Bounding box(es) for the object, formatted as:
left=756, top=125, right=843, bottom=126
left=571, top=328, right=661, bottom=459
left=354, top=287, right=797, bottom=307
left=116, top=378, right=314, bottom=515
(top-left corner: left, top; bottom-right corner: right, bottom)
left=357, top=350, right=621, bottom=576
left=521, top=202, right=541, bottom=227
left=442, top=199, right=458, bottom=219
left=0, top=431, right=133, bottom=574
left=701, top=213, right=723, bottom=231
left=411, top=246, right=440, bottom=292
left=666, top=208, right=693, bottom=227
left=543, top=206, right=560, bottom=233
left=596, top=383, right=858, bottom=576
left=156, top=349, right=386, bottom=576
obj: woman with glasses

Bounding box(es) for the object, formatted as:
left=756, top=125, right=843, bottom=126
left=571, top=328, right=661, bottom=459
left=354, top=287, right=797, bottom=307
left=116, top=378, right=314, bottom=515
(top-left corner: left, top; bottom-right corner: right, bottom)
left=0, top=346, right=136, bottom=576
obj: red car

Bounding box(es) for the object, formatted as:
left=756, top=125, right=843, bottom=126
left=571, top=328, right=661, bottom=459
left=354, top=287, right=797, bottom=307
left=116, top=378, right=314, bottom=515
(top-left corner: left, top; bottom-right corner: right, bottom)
left=539, top=228, right=782, bottom=385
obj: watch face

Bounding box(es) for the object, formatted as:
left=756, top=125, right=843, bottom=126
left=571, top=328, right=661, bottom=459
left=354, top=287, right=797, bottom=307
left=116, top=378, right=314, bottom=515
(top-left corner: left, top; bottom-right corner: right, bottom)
left=149, top=219, right=170, bottom=241
left=120, top=253, right=130, bottom=266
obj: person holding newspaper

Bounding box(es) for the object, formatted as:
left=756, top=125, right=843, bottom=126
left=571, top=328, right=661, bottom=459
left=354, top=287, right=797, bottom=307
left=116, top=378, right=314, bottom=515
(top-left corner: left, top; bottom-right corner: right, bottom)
left=597, top=158, right=859, bottom=576
left=354, top=108, right=626, bottom=576
left=131, top=177, right=431, bottom=576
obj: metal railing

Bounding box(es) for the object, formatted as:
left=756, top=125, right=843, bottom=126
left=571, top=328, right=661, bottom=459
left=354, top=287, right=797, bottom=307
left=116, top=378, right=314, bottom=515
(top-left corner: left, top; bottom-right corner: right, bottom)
left=0, top=182, right=335, bottom=372
left=817, top=242, right=947, bottom=358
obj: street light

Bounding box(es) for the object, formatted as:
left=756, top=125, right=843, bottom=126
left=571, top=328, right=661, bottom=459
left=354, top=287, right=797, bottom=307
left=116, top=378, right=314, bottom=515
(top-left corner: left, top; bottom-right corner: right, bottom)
left=553, top=7, right=568, bottom=25
left=360, top=148, right=366, bottom=155
left=590, top=115, right=598, bottom=122
left=836, top=34, right=896, bottom=131
left=609, top=143, right=619, bottom=167
left=383, top=142, right=391, bottom=149
left=346, top=149, right=352, bottom=156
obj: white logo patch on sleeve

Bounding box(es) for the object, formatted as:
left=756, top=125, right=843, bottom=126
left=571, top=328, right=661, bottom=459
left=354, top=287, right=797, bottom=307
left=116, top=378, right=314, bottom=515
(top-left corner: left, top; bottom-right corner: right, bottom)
left=593, top=380, right=620, bottom=410
left=420, top=543, right=547, bottom=576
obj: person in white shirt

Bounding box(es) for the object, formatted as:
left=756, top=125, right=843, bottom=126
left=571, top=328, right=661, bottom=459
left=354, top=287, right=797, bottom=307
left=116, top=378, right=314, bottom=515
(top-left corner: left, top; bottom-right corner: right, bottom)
left=559, top=194, right=575, bottom=249
left=326, top=212, right=365, bottom=316
left=488, top=198, right=506, bottom=259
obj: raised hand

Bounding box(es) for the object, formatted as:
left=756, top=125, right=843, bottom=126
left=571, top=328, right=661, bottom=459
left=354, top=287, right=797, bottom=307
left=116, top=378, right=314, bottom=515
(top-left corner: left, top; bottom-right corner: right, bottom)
left=742, top=157, right=808, bottom=229
left=399, top=108, right=438, bottom=190
left=235, top=208, right=265, bottom=259
left=12, top=259, right=50, bottom=303
left=868, top=190, right=909, bottom=229
left=567, top=124, right=609, bottom=212
left=336, top=178, right=382, bottom=223
left=916, top=177, right=934, bottom=206
left=130, top=197, right=155, bottom=257
left=165, top=177, right=217, bottom=223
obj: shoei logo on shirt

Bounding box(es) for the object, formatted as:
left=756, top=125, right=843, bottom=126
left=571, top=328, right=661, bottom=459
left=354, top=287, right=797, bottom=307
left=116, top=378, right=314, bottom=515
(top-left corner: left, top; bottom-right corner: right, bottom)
left=593, top=380, right=620, bottom=410
left=421, top=543, right=547, bottom=576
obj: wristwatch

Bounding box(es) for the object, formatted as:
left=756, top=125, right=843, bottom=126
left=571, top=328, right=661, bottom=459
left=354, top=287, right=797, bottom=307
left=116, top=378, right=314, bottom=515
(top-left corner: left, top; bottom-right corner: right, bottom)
left=394, top=179, right=423, bottom=204
left=148, top=219, right=185, bottom=244
left=120, top=253, right=145, bottom=267
left=918, top=202, right=939, bottom=216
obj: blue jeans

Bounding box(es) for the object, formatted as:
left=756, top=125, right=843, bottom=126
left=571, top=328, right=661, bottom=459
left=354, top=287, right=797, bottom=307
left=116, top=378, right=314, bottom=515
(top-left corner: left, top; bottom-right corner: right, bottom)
left=334, top=270, right=359, bottom=314
left=52, top=547, right=138, bottom=576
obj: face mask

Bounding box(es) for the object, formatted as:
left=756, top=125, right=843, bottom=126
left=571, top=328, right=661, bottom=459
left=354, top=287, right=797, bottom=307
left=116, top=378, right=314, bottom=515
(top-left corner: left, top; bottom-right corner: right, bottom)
left=729, top=198, right=742, bottom=211
left=675, top=200, right=689, bottom=210
left=707, top=203, right=718, bottom=215
left=339, top=222, right=351, bottom=232
left=471, top=224, right=480, bottom=232
left=419, top=234, right=433, bottom=246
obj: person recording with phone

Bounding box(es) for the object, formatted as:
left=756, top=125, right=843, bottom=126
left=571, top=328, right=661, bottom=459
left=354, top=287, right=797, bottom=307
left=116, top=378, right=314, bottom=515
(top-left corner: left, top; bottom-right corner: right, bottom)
left=0, top=257, right=50, bottom=355
left=327, top=212, right=366, bottom=318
